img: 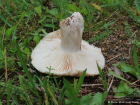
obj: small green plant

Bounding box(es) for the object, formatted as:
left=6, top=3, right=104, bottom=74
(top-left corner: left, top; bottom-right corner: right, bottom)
left=132, top=40, right=140, bottom=48
left=113, top=45, right=140, bottom=79
left=124, top=22, right=133, bottom=39
left=128, top=0, right=140, bottom=23
left=109, top=70, right=140, bottom=98
left=113, top=81, right=140, bottom=98
left=52, top=0, right=70, bottom=21
left=109, top=44, right=140, bottom=99
left=87, top=29, right=112, bottom=43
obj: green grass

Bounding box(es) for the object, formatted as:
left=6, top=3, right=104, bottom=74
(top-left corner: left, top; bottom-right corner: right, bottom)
left=0, top=0, right=140, bottom=104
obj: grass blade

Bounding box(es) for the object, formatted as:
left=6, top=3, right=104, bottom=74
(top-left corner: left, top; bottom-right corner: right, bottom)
left=5, top=11, right=26, bottom=40
left=36, top=75, right=58, bottom=105
left=133, top=46, right=140, bottom=76
left=5, top=26, right=16, bottom=40
left=16, top=11, right=26, bottom=27
left=16, top=43, right=32, bottom=83
left=0, top=14, right=12, bottom=27
left=101, top=3, right=120, bottom=8
left=7, top=79, right=11, bottom=105
left=4, top=47, right=8, bottom=82
left=58, top=86, right=66, bottom=105
left=74, top=78, right=78, bottom=90
left=19, top=75, right=36, bottom=95
left=34, top=5, right=42, bottom=17
left=76, top=69, right=86, bottom=95
left=97, top=64, right=107, bottom=91
left=25, top=10, right=32, bottom=29
left=16, top=43, right=41, bottom=102
left=109, top=71, right=130, bottom=84
left=6, top=0, right=10, bottom=11
left=101, top=19, right=119, bottom=29
left=11, top=94, right=20, bottom=105
left=134, top=0, right=140, bottom=12
left=0, top=100, right=2, bottom=105
left=128, top=10, right=140, bottom=23
left=63, top=78, right=80, bottom=105
left=47, top=84, right=58, bottom=105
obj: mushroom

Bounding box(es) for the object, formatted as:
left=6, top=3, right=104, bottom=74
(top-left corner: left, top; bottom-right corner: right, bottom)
left=31, top=12, right=105, bottom=77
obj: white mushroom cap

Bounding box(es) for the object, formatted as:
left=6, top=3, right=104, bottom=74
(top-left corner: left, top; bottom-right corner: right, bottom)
left=31, top=12, right=105, bottom=77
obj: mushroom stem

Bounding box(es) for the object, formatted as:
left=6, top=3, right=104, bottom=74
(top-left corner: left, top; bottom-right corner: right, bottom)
left=60, top=25, right=83, bottom=52
left=60, top=12, right=84, bottom=52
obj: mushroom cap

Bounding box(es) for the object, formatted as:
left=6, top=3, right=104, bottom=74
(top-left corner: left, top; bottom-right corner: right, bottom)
left=31, top=12, right=105, bottom=77
left=31, top=30, right=105, bottom=77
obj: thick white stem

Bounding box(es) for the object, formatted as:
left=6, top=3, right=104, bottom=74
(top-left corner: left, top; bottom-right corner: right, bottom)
left=60, top=12, right=84, bottom=52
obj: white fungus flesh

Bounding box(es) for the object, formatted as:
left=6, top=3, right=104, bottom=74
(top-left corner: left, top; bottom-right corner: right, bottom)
left=31, top=12, right=105, bottom=77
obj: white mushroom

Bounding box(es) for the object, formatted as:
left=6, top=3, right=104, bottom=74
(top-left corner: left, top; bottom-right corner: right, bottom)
left=31, top=12, right=105, bottom=77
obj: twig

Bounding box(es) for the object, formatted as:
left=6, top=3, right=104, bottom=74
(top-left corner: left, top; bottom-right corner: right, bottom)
left=6, top=57, right=19, bottom=61
left=72, top=84, right=103, bottom=87
left=107, top=53, right=122, bottom=63
left=9, top=85, right=15, bottom=102
left=129, top=47, right=131, bottom=58
left=132, top=79, right=140, bottom=84
left=82, top=84, right=103, bottom=87
left=36, top=86, right=45, bottom=92
left=49, top=0, right=54, bottom=9
left=106, top=97, right=140, bottom=102
left=108, top=76, right=114, bottom=92
left=93, top=9, right=119, bottom=28
left=132, top=84, right=140, bottom=86
left=0, top=72, right=4, bottom=79
left=102, top=35, right=112, bottom=44
left=4, top=47, right=8, bottom=82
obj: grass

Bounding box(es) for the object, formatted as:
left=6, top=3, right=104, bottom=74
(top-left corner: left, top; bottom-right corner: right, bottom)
left=0, top=0, right=140, bottom=104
